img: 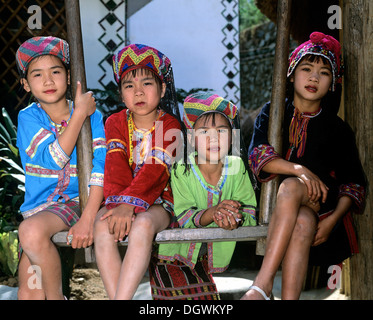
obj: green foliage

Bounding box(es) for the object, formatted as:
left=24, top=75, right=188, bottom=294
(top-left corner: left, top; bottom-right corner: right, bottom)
left=90, top=87, right=124, bottom=117
left=240, top=0, right=269, bottom=31
left=0, top=230, right=18, bottom=276
left=0, top=108, right=23, bottom=276
left=0, top=108, right=24, bottom=227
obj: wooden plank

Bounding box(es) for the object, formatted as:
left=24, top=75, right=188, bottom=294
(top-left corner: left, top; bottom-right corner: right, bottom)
left=65, top=0, right=93, bottom=211
left=64, top=0, right=93, bottom=271
left=52, top=226, right=268, bottom=247
left=256, top=0, right=292, bottom=255
left=343, top=0, right=373, bottom=300
left=259, top=0, right=292, bottom=223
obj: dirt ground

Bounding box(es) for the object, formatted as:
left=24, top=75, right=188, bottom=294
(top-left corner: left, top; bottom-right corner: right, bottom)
left=0, top=267, right=110, bottom=300
left=70, top=267, right=108, bottom=300
left=0, top=242, right=260, bottom=300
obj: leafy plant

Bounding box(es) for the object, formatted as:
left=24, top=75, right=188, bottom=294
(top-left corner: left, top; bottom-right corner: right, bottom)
left=240, top=0, right=269, bottom=31
left=0, top=230, right=18, bottom=276
left=0, top=108, right=23, bottom=276
left=0, top=107, right=24, bottom=227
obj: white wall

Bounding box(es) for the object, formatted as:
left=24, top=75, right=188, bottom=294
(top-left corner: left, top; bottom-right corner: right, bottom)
left=80, top=0, right=126, bottom=90
left=80, top=0, right=240, bottom=107
left=127, top=0, right=240, bottom=106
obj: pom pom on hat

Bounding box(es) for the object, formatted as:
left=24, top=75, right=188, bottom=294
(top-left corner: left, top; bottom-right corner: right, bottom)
left=287, top=32, right=343, bottom=91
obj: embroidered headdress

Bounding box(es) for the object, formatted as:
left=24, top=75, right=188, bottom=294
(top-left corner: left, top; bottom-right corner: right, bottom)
left=183, top=92, right=250, bottom=173
left=112, top=44, right=172, bottom=84
left=113, top=43, right=181, bottom=122
left=16, top=36, right=69, bottom=77
left=113, top=44, right=185, bottom=163
left=183, top=92, right=238, bottom=129
left=287, top=32, right=343, bottom=91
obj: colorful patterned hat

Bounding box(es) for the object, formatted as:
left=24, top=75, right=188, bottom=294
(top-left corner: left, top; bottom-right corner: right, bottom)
left=183, top=92, right=238, bottom=129
left=112, top=44, right=172, bottom=84
left=287, top=32, right=343, bottom=91
left=16, top=36, right=69, bottom=77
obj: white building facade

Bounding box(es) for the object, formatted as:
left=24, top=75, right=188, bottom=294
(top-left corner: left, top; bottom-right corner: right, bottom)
left=80, top=0, right=241, bottom=108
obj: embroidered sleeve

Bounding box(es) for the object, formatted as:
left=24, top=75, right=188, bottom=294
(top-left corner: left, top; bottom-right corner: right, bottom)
left=25, top=128, right=53, bottom=159
left=339, top=183, right=366, bottom=214
left=89, top=110, right=106, bottom=188
left=231, top=157, right=257, bottom=225
left=176, top=207, right=206, bottom=228
left=249, top=144, right=281, bottom=182
left=104, top=112, right=181, bottom=213
left=89, top=172, right=104, bottom=187
left=107, top=139, right=127, bottom=155
left=49, top=139, right=70, bottom=168
left=192, top=209, right=207, bottom=228
left=17, top=105, right=68, bottom=171
left=105, top=195, right=150, bottom=211
left=92, top=137, right=106, bottom=152
left=171, top=165, right=206, bottom=228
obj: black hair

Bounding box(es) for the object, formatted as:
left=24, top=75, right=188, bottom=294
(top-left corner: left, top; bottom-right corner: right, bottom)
left=286, top=54, right=342, bottom=115
left=181, top=111, right=251, bottom=175
left=119, top=67, right=188, bottom=170
left=21, top=55, right=72, bottom=103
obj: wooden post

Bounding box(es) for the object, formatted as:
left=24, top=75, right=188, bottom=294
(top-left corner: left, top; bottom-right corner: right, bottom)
left=65, top=0, right=93, bottom=208
left=256, top=0, right=292, bottom=255
left=343, top=0, right=373, bottom=300
left=61, top=0, right=94, bottom=295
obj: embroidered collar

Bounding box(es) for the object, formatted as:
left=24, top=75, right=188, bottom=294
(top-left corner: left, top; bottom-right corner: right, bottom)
left=127, top=109, right=164, bottom=166
left=189, top=153, right=228, bottom=195
left=287, top=104, right=322, bottom=159
left=39, top=100, right=73, bottom=135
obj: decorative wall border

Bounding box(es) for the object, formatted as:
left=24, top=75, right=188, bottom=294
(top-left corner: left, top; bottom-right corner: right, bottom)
left=97, top=0, right=126, bottom=90
left=221, top=0, right=240, bottom=106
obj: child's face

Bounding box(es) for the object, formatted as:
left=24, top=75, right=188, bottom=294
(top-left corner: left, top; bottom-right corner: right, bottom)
left=291, top=57, right=333, bottom=107
left=21, top=55, right=69, bottom=106
left=120, top=68, right=166, bottom=118
left=192, top=113, right=232, bottom=164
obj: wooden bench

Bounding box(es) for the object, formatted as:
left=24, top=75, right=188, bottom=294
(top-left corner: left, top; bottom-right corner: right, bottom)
left=59, top=0, right=290, bottom=267
left=52, top=226, right=268, bottom=263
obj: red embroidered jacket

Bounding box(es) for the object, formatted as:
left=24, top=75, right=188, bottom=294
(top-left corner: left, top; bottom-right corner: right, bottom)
left=104, top=109, right=182, bottom=215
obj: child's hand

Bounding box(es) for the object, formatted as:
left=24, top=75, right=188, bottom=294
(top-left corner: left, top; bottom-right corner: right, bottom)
left=213, top=200, right=242, bottom=230
left=312, top=216, right=335, bottom=246
left=67, top=215, right=94, bottom=248
left=294, top=164, right=329, bottom=204
left=100, top=204, right=136, bottom=242
left=74, top=81, right=96, bottom=117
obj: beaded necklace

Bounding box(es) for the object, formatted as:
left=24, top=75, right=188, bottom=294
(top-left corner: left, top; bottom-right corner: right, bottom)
left=127, top=109, right=161, bottom=167
left=40, top=99, right=72, bottom=136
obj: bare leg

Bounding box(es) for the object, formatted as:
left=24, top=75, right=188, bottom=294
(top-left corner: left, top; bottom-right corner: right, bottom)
left=93, top=207, right=123, bottom=299
left=114, top=205, right=170, bottom=300
left=17, top=253, right=45, bottom=300
left=18, top=211, right=69, bottom=300
left=281, top=206, right=317, bottom=299
left=241, top=178, right=316, bottom=300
